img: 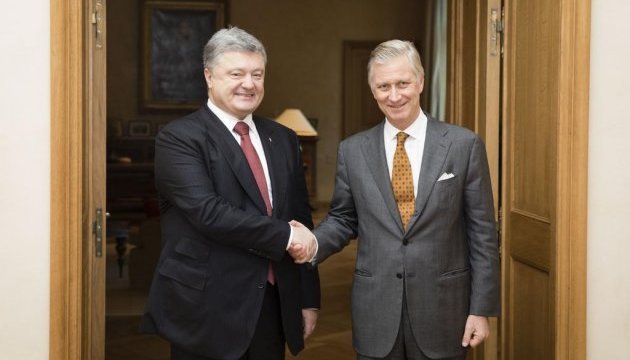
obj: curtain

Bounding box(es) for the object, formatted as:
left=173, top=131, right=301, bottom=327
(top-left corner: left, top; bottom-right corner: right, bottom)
left=430, top=0, right=447, bottom=122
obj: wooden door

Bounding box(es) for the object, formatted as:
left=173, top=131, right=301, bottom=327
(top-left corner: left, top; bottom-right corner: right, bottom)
left=84, top=0, right=108, bottom=358
left=447, top=0, right=501, bottom=358
left=501, top=0, right=560, bottom=358
left=50, top=0, right=107, bottom=359
left=501, top=0, right=589, bottom=359
left=447, top=0, right=589, bottom=359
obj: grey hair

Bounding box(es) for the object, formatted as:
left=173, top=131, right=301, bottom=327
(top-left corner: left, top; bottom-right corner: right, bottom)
left=367, top=40, right=424, bottom=84
left=203, top=26, right=267, bottom=70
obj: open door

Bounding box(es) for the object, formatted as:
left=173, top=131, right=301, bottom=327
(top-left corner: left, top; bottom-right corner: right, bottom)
left=50, top=0, right=107, bottom=358
left=447, top=0, right=501, bottom=358
left=448, top=0, right=589, bottom=359
left=500, top=0, right=589, bottom=359
left=84, top=0, right=108, bottom=358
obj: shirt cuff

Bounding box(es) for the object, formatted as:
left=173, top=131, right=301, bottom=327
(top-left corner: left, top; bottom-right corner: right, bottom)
left=308, top=235, right=319, bottom=263
left=286, top=224, right=293, bottom=250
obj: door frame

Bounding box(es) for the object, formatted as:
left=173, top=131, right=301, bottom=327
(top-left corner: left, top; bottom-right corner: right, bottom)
left=552, top=1, right=590, bottom=357
left=51, top=0, right=102, bottom=358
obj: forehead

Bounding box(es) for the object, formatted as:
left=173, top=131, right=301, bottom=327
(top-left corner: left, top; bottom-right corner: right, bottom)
left=214, top=51, right=265, bottom=70
left=370, top=56, right=416, bottom=84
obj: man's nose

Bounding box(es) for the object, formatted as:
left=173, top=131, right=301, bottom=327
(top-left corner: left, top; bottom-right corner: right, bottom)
left=388, top=87, right=401, bottom=101
left=241, top=74, right=255, bottom=88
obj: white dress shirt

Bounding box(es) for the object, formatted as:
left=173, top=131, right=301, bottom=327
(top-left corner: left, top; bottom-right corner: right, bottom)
left=207, top=99, right=273, bottom=205
left=383, top=111, right=428, bottom=198
left=208, top=100, right=299, bottom=250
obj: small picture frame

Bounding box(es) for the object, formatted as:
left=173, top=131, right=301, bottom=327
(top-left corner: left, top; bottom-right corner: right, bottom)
left=128, top=121, right=152, bottom=137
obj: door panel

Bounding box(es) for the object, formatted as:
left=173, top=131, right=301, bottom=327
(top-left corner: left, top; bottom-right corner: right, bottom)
left=510, top=262, right=550, bottom=359
left=502, top=0, right=559, bottom=359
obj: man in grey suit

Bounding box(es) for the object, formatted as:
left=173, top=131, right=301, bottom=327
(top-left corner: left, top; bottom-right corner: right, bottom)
left=292, top=40, right=500, bottom=359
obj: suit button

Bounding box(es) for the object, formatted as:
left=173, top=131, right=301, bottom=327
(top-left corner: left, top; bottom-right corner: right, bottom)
left=402, top=239, right=409, bottom=246
left=396, top=273, right=403, bottom=279
left=257, top=283, right=265, bottom=289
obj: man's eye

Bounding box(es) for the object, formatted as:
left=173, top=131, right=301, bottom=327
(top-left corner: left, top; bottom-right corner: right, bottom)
left=230, top=72, right=242, bottom=78
left=253, top=73, right=263, bottom=80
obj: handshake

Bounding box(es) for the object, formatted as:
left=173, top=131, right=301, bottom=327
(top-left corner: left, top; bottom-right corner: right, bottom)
left=288, top=220, right=317, bottom=264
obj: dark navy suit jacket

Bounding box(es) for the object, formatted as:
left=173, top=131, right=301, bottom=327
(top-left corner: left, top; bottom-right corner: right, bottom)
left=141, top=105, right=320, bottom=359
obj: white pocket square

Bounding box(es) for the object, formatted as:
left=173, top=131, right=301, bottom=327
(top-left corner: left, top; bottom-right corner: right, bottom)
left=437, top=172, right=455, bottom=181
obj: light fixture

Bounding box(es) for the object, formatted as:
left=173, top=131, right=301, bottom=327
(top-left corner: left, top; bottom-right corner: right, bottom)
left=275, top=109, right=318, bottom=137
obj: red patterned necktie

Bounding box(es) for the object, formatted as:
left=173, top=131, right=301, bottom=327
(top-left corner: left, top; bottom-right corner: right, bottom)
left=233, top=121, right=275, bottom=284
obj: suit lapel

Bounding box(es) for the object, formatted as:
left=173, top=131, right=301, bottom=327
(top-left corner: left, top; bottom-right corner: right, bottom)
left=204, top=107, right=268, bottom=215
left=407, top=118, right=451, bottom=230
left=361, top=122, right=405, bottom=233
left=255, top=117, right=285, bottom=217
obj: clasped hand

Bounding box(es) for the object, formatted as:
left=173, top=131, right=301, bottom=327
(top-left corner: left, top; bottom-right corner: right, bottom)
left=287, top=220, right=317, bottom=263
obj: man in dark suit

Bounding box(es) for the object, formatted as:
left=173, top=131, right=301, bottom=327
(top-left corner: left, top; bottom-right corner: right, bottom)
left=293, top=40, right=500, bottom=359
left=141, top=27, right=320, bottom=360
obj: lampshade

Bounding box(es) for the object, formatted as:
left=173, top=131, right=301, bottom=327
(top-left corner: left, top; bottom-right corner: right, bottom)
left=275, top=109, right=318, bottom=137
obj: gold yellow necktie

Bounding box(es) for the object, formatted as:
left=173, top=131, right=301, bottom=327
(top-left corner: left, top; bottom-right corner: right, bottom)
left=392, top=132, right=415, bottom=230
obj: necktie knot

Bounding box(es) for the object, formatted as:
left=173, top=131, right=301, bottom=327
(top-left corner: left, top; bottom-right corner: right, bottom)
left=234, top=121, right=250, bottom=136
left=396, top=132, right=409, bottom=148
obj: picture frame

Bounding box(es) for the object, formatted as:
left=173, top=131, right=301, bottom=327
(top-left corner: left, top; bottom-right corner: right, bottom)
left=128, top=121, right=152, bottom=137
left=141, top=0, right=227, bottom=111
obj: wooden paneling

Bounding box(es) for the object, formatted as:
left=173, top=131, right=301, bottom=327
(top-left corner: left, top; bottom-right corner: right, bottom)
left=510, top=0, right=559, bottom=219
left=510, top=211, right=550, bottom=271
left=510, top=261, right=550, bottom=360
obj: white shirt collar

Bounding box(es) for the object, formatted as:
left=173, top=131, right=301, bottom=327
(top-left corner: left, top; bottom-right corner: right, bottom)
left=207, top=99, right=256, bottom=134
left=383, top=110, right=427, bottom=141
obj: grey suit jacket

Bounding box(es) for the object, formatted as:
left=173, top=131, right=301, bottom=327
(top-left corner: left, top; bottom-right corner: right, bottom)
left=314, top=116, right=500, bottom=358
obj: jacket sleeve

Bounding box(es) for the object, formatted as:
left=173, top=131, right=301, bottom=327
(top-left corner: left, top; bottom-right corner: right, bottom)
left=312, top=141, right=359, bottom=264
left=464, top=135, right=501, bottom=317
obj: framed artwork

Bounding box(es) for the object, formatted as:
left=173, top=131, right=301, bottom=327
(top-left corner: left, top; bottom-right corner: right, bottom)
left=128, top=121, right=152, bottom=137
left=141, top=0, right=227, bottom=111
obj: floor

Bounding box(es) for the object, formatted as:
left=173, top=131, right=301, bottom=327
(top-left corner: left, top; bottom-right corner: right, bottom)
left=105, top=203, right=357, bottom=359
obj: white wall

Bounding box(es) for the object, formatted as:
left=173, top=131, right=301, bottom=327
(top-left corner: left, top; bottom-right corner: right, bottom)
left=0, top=1, right=50, bottom=359
left=587, top=1, right=630, bottom=359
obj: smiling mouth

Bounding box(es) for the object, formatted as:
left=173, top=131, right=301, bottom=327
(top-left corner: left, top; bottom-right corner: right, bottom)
left=388, top=103, right=406, bottom=109
left=236, top=93, right=256, bottom=99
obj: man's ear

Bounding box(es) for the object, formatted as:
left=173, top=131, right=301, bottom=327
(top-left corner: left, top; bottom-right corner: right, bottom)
left=418, top=76, right=425, bottom=95
left=204, top=68, right=212, bottom=89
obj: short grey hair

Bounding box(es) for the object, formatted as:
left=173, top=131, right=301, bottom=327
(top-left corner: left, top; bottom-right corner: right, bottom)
left=203, top=26, right=267, bottom=70
left=367, top=40, right=424, bottom=84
